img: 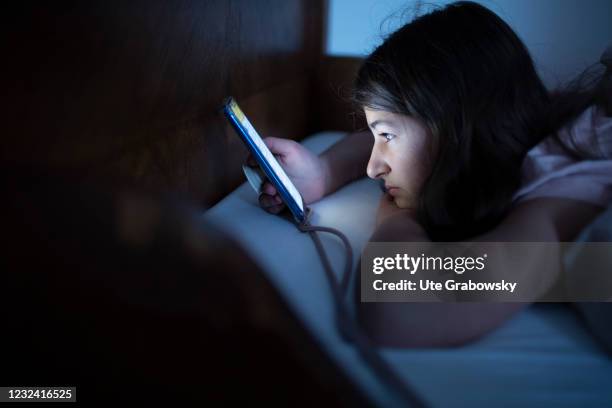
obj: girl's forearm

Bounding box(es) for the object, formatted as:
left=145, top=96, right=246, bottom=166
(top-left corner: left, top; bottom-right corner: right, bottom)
left=319, top=131, right=373, bottom=196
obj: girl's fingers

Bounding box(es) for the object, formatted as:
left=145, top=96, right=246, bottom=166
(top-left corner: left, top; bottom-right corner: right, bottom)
left=262, top=182, right=277, bottom=196
left=259, top=193, right=283, bottom=209
left=266, top=204, right=285, bottom=214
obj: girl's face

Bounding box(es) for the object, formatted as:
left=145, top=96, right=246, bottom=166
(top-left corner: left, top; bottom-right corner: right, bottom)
left=365, top=108, right=432, bottom=209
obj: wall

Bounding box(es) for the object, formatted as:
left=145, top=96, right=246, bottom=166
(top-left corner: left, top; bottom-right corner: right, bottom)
left=3, top=0, right=325, bottom=208
left=326, top=0, right=612, bottom=88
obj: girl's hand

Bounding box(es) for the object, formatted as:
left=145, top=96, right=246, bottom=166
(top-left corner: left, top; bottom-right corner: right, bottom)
left=375, top=193, right=417, bottom=228
left=372, top=193, right=427, bottom=242
left=245, top=137, right=330, bottom=214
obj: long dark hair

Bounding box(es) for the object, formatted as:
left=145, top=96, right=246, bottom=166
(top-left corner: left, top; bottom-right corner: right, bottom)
left=354, top=1, right=611, bottom=241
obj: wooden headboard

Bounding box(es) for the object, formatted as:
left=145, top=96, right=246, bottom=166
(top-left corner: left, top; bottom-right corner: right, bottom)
left=3, top=4, right=374, bottom=401
left=4, top=0, right=365, bottom=208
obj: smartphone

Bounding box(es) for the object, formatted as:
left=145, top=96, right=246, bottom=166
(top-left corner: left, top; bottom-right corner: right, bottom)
left=222, top=97, right=306, bottom=223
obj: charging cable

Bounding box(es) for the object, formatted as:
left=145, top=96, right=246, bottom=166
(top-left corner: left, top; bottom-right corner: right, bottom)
left=297, top=207, right=427, bottom=408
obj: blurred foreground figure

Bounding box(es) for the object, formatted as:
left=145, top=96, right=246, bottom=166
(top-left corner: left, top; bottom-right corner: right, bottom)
left=0, top=172, right=367, bottom=406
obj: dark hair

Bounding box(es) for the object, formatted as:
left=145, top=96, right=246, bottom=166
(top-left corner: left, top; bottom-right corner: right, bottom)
left=354, top=1, right=611, bottom=241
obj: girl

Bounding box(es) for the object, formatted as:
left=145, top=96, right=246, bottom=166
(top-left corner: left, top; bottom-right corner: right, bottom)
left=250, top=1, right=612, bottom=347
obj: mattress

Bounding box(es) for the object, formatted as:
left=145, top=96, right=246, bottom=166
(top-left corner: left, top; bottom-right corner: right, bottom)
left=204, top=131, right=612, bottom=407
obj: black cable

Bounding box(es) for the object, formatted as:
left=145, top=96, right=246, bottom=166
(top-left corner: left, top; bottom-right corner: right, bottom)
left=297, top=222, right=353, bottom=297
left=297, top=208, right=427, bottom=408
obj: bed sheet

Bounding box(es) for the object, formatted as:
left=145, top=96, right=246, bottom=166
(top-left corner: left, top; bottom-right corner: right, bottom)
left=204, top=131, right=612, bottom=407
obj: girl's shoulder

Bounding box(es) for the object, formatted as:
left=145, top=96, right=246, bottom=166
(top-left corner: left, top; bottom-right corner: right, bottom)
left=513, top=105, right=612, bottom=208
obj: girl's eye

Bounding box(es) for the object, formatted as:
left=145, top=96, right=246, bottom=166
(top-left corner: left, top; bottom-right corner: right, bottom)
left=380, top=133, right=395, bottom=142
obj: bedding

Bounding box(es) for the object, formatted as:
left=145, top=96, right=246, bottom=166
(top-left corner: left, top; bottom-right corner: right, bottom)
left=204, top=131, right=612, bottom=407
left=565, top=205, right=612, bottom=354
left=513, top=104, right=612, bottom=207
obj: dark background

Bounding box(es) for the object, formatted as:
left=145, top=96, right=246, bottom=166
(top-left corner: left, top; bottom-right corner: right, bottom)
left=1, top=1, right=371, bottom=405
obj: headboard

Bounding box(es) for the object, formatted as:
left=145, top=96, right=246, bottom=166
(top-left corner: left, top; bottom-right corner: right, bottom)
left=3, top=1, right=365, bottom=208
left=2, top=3, right=373, bottom=402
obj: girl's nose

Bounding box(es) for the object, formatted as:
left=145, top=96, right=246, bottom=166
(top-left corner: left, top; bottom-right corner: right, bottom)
left=366, top=147, right=389, bottom=179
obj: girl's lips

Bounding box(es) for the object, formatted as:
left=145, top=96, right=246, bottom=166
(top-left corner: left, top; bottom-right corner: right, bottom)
left=386, top=187, right=399, bottom=196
